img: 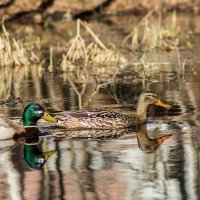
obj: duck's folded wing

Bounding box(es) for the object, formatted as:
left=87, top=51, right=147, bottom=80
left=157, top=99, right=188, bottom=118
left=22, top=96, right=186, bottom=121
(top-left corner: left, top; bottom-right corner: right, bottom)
left=57, top=109, right=124, bottom=119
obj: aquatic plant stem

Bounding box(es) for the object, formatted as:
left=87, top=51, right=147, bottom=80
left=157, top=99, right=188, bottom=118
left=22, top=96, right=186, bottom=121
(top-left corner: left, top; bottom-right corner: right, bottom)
left=80, top=20, right=107, bottom=50
left=176, top=48, right=186, bottom=78
left=67, top=75, right=87, bottom=108
left=48, top=46, right=54, bottom=72
left=66, top=19, right=88, bottom=63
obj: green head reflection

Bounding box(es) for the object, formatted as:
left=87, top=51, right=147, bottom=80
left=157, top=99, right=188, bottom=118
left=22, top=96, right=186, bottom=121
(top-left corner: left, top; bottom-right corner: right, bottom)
left=24, top=137, right=56, bottom=169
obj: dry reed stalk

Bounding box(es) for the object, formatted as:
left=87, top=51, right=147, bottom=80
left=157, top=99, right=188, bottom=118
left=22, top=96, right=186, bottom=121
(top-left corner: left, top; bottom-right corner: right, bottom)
left=0, top=21, right=29, bottom=67
left=66, top=19, right=88, bottom=63
left=122, top=9, right=184, bottom=51
left=61, top=19, right=127, bottom=72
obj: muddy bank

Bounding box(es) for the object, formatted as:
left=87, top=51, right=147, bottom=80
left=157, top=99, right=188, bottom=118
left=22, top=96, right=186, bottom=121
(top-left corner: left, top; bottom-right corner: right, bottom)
left=1, top=0, right=200, bottom=22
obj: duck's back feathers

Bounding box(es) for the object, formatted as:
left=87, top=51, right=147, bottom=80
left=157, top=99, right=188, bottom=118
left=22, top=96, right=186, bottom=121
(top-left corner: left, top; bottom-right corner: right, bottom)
left=59, top=109, right=126, bottom=119
left=56, top=109, right=140, bottom=129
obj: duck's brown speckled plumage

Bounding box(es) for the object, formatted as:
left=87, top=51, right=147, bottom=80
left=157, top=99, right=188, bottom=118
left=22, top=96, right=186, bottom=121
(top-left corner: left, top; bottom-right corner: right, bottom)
left=55, top=92, right=171, bottom=129
left=56, top=109, right=141, bottom=129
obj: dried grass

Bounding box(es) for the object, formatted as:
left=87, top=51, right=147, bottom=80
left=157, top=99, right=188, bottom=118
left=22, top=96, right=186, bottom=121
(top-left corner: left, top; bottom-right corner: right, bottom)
left=0, top=21, right=29, bottom=67
left=60, top=19, right=127, bottom=75
left=123, top=10, right=191, bottom=51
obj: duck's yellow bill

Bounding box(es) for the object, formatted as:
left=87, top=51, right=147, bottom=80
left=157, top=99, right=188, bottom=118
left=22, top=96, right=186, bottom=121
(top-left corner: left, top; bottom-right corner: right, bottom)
left=43, top=151, right=56, bottom=160
left=42, top=111, right=57, bottom=123
left=155, top=100, right=171, bottom=109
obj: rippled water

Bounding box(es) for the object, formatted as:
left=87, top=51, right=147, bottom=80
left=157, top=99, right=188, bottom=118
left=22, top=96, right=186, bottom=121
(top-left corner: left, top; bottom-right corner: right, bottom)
left=1, top=20, right=200, bottom=200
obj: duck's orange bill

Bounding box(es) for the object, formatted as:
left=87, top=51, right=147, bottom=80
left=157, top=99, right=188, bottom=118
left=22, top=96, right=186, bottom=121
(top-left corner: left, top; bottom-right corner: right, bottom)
left=157, top=134, right=172, bottom=145
left=155, top=100, right=171, bottom=109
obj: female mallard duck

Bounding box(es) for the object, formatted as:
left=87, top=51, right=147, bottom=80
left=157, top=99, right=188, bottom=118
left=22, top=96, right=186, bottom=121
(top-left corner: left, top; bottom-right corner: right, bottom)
left=55, top=92, right=171, bottom=129
left=0, top=103, right=57, bottom=140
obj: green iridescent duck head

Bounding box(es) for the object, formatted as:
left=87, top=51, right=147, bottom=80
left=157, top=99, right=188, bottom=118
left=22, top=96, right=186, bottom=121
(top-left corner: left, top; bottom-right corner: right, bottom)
left=24, top=142, right=56, bottom=169
left=23, top=103, right=57, bottom=126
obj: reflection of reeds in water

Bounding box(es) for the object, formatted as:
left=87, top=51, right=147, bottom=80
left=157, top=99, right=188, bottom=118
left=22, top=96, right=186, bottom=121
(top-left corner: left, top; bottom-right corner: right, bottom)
left=0, top=65, right=39, bottom=105
left=0, top=66, right=28, bottom=102
left=0, top=67, right=12, bottom=100
left=0, top=65, right=103, bottom=112
left=0, top=151, right=22, bottom=200
left=160, top=81, right=200, bottom=199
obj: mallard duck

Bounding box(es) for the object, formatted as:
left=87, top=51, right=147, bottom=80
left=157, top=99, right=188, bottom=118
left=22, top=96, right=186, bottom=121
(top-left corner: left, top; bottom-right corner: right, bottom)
left=136, top=124, right=172, bottom=152
left=24, top=137, right=56, bottom=169
left=0, top=103, right=57, bottom=140
left=55, top=92, right=171, bottom=129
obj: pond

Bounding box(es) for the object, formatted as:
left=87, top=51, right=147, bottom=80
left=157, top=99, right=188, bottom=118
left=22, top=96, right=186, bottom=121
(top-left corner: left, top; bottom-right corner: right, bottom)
left=0, top=16, right=200, bottom=200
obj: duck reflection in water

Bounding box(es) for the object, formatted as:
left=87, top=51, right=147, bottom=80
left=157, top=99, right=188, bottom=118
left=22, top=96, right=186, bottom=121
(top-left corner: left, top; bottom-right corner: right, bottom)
left=0, top=124, right=171, bottom=170
left=24, top=137, right=56, bottom=169
left=136, top=124, right=172, bottom=152
left=54, top=123, right=172, bottom=152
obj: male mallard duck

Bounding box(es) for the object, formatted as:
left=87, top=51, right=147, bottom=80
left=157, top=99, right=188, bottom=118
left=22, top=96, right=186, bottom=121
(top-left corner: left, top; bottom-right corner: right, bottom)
left=0, top=103, right=57, bottom=140
left=55, top=92, right=171, bottom=129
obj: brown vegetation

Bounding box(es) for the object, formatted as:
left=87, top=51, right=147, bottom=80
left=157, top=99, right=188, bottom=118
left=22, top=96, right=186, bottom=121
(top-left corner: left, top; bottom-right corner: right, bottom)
left=1, top=0, right=200, bottom=21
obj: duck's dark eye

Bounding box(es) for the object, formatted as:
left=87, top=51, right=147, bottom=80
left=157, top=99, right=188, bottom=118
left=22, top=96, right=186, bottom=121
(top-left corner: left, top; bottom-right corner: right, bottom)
left=35, top=107, right=41, bottom=111
left=151, top=94, right=157, bottom=98
left=35, top=106, right=44, bottom=114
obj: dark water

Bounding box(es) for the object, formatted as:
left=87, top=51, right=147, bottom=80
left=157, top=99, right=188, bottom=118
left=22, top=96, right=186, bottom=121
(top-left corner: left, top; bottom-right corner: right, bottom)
left=0, top=28, right=200, bottom=199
